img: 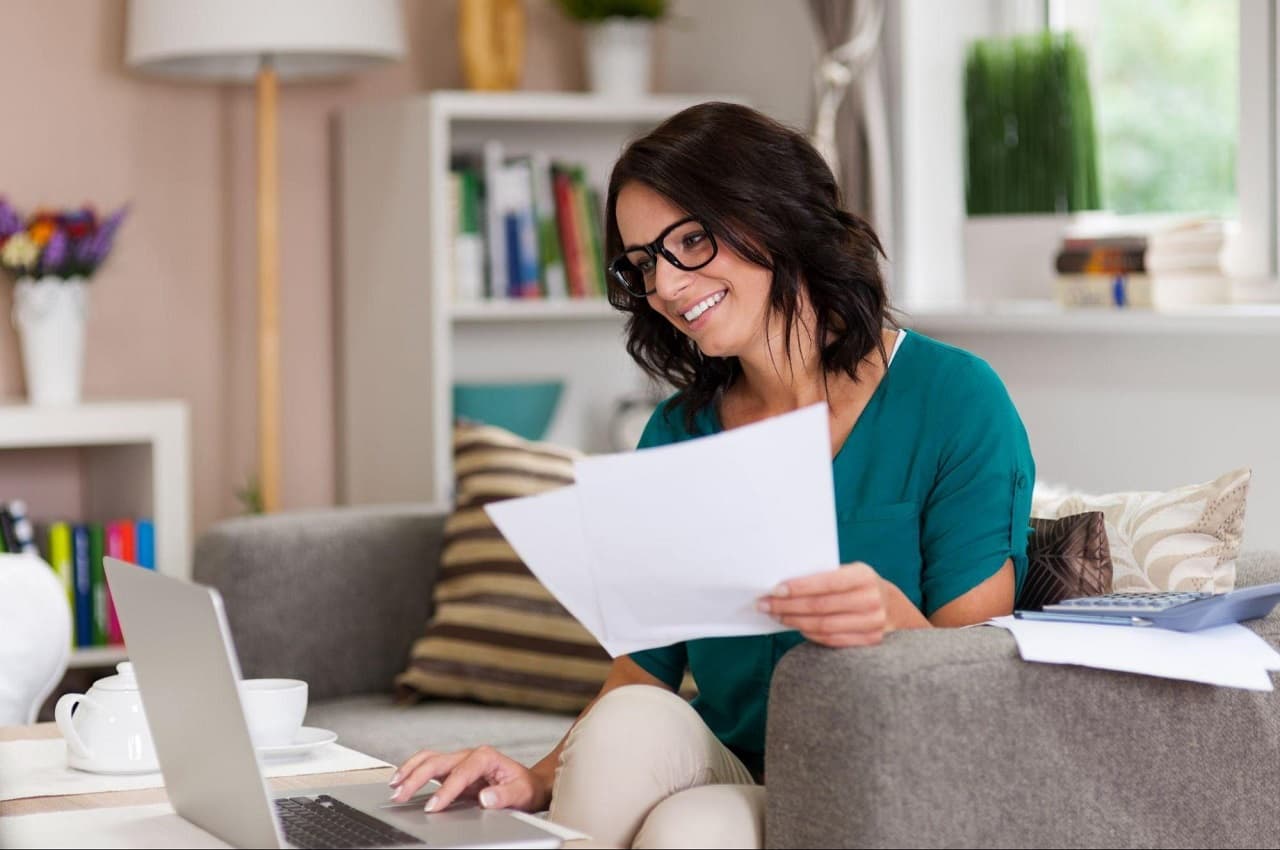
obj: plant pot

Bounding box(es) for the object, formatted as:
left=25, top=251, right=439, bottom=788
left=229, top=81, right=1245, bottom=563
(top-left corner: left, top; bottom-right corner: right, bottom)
left=584, top=18, right=654, bottom=97
left=12, top=276, right=89, bottom=406
left=963, top=214, right=1074, bottom=303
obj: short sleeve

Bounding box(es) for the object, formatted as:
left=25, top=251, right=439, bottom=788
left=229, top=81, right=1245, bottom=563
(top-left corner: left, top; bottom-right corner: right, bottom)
left=919, top=357, right=1035, bottom=616
left=628, top=643, right=688, bottom=689
left=635, top=399, right=684, bottom=450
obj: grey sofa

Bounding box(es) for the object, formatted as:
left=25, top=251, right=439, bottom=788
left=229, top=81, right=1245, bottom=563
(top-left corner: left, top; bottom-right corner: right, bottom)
left=195, top=505, right=1280, bottom=848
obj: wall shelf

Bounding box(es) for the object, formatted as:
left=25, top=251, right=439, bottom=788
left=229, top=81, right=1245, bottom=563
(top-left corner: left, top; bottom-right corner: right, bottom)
left=451, top=299, right=621, bottom=322
left=904, top=299, right=1280, bottom=335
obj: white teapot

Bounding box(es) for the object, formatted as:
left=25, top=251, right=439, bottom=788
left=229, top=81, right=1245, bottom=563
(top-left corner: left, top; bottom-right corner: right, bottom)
left=54, top=662, right=159, bottom=774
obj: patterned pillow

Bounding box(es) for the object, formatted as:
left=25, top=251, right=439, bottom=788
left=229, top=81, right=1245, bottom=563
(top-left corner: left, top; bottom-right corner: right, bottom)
left=395, top=423, right=612, bottom=713
left=1017, top=512, right=1113, bottom=610
left=1031, top=468, right=1250, bottom=593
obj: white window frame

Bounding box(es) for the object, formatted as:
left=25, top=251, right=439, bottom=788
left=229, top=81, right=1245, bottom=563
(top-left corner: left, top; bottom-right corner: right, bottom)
left=892, top=0, right=1275, bottom=307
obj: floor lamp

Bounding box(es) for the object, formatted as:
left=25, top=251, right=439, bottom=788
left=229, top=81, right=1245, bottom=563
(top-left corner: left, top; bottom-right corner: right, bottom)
left=125, top=0, right=405, bottom=513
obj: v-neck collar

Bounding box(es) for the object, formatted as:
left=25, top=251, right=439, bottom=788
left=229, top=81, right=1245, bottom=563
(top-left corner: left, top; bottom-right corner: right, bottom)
left=702, top=330, right=909, bottom=462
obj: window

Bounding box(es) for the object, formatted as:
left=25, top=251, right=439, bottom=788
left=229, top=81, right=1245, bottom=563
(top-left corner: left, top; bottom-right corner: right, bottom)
left=1057, top=0, right=1239, bottom=216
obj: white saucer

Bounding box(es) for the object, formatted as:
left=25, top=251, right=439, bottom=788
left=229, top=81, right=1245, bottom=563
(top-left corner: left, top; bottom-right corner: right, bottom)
left=256, top=726, right=338, bottom=758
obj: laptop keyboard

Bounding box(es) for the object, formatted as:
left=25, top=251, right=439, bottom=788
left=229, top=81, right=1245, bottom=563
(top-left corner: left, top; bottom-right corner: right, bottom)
left=276, top=795, right=421, bottom=849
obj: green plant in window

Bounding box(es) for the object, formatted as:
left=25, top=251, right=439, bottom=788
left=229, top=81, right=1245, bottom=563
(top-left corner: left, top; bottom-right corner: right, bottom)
left=554, top=0, right=666, bottom=21
left=964, top=32, right=1101, bottom=215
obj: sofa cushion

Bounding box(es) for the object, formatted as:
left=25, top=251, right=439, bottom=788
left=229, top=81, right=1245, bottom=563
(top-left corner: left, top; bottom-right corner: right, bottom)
left=395, top=423, right=613, bottom=714
left=306, top=694, right=573, bottom=767
left=1032, top=467, right=1250, bottom=593
left=1017, top=511, right=1112, bottom=609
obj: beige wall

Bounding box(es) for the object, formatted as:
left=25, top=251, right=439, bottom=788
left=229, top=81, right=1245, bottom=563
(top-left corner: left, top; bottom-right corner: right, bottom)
left=0, top=0, right=814, bottom=539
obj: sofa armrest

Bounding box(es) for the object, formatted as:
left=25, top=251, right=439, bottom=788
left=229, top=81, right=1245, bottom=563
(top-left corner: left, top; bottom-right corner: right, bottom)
left=765, top=552, right=1280, bottom=849
left=193, top=505, right=447, bottom=701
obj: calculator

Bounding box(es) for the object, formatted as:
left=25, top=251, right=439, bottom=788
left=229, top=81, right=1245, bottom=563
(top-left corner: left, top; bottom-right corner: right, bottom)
left=1014, top=581, right=1280, bottom=631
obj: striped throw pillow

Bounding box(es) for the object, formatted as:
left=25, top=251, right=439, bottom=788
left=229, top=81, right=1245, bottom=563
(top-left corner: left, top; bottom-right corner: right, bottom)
left=395, top=423, right=613, bottom=713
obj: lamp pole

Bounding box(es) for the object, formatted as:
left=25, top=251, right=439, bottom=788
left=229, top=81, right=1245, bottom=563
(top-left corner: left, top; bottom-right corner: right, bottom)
left=256, top=55, right=281, bottom=513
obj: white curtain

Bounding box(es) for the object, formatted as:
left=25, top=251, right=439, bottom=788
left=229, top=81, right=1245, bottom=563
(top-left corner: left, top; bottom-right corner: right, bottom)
left=807, top=0, right=893, bottom=259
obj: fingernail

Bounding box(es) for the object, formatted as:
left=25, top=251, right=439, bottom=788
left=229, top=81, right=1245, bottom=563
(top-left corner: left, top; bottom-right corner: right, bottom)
left=424, top=796, right=440, bottom=813
left=772, top=584, right=790, bottom=597
left=756, top=599, right=771, bottom=613
left=389, top=789, right=402, bottom=802
left=479, top=789, right=496, bottom=808
left=388, top=771, right=401, bottom=787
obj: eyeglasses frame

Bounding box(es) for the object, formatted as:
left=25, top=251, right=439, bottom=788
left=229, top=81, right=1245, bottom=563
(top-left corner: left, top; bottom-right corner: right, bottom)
left=608, top=216, right=719, bottom=298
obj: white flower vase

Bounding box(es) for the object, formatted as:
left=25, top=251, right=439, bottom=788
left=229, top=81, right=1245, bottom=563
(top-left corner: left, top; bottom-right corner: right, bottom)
left=584, top=18, right=655, bottom=98
left=12, top=276, right=89, bottom=406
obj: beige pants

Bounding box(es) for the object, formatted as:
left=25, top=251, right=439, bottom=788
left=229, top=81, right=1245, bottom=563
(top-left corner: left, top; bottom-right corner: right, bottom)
left=548, top=685, right=765, bottom=849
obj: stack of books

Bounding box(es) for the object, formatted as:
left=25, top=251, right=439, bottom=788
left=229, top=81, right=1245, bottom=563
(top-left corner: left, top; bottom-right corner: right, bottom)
left=449, top=140, right=609, bottom=303
left=1053, top=216, right=1230, bottom=309
left=0, top=499, right=156, bottom=650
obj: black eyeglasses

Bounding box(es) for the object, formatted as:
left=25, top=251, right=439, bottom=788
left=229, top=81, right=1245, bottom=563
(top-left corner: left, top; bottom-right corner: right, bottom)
left=608, top=216, right=719, bottom=297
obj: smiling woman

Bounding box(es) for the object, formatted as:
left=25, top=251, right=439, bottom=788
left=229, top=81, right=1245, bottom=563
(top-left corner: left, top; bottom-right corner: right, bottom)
left=388, top=102, right=1035, bottom=850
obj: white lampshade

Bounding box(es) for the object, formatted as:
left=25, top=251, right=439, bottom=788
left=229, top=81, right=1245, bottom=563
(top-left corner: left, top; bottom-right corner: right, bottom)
left=126, top=0, right=406, bottom=82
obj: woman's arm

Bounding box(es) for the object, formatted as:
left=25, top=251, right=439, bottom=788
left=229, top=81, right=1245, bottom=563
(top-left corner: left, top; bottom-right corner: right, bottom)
left=390, top=656, right=669, bottom=812
left=760, top=557, right=1016, bottom=646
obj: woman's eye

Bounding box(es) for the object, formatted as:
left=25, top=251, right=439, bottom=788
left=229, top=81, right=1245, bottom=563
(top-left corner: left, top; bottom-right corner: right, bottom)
left=637, top=258, right=656, bottom=274
left=682, top=232, right=707, bottom=249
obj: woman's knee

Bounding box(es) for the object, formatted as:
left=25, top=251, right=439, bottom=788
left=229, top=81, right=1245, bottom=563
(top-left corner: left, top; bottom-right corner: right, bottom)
left=568, top=685, right=702, bottom=750
left=633, top=784, right=767, bottom=850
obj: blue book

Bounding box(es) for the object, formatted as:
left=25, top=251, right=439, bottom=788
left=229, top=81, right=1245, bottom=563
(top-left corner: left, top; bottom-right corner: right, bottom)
left=136, top=519, right=156, bottom=570
left=72, top=524, right=93, bottom=647
left=504, top=213, right=523, bottom=299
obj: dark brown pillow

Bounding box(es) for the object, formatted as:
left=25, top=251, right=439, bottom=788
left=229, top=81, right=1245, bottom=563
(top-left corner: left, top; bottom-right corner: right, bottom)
left=1017, top=511, right=1113, bottom=609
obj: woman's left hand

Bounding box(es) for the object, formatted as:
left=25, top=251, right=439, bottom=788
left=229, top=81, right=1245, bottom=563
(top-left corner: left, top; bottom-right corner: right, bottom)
left=757, top=562, right=892, bottom=647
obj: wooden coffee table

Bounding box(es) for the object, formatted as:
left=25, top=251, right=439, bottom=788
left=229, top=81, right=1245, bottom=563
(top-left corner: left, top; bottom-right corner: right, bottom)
left=0, top=723, right=602, bottom=848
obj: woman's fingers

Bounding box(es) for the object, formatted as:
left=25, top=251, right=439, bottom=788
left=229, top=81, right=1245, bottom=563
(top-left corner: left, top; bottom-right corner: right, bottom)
left=771, top=562, right=877, bottom=598
left=776, top=610, right=887, bottom=636
left=390, top=750, right=468, bottom=803
left=425, top=747, right=506, bottom=812
left=390, top=749, right=438, bottom=788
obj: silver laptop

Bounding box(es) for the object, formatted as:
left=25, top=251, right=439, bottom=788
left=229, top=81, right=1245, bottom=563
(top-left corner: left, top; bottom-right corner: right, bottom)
left=104, top=557, right=562, bottom=850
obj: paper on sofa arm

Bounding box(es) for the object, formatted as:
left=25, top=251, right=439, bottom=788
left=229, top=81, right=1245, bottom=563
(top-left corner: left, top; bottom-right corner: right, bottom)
left=989, top=615, right=1280, bottom=690
left=485, top=404, right=841, bottom=656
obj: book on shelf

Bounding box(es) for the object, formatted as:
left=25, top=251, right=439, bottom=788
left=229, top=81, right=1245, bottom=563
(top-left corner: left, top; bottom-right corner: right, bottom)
left=72, top=524, right=92, bottom=647
left=453, top=141, right=609, bottom=306
left=90, top=524, right=107, bottom=646
left=1054, top=272, right=1233, bottom=309
left=1058, top=215, right=1227, bottom=274
left=7, top=500, right=38, bottom=555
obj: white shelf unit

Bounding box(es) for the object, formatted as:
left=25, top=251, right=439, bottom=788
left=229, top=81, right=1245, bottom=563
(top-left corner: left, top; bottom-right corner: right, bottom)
left=0, top=400, right=192, bottom=669
left=339, top=92, right=732, bottom=506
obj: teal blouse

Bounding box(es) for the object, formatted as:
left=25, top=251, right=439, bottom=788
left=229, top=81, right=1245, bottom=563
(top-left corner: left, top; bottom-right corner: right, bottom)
left=629, top=331, right=1035, bottom=777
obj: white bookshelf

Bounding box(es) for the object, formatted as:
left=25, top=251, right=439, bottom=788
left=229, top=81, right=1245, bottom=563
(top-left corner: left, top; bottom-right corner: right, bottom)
left=0, top=400, right=192, bottom=669
left=338, top=91, right=736, bottom=506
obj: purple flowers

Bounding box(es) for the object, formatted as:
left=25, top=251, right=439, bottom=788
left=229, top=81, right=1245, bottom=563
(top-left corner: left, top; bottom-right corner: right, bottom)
left=0, top=197, right=129, bottom=282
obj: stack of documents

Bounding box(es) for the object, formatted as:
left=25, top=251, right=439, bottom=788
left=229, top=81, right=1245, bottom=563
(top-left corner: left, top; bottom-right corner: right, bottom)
left=486, top=404, right=841, bottom=657
left=989, top=616, right=1280, bottom=691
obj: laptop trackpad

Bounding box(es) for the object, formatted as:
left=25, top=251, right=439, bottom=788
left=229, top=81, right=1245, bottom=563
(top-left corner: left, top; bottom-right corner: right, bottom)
left=321, top=783, right=563, bottom=848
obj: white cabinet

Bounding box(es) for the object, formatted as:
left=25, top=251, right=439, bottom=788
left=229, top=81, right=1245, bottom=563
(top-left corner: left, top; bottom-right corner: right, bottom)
left=0, top=400, right=192, bottom=668
left=338, top=91, right=733, bottom=505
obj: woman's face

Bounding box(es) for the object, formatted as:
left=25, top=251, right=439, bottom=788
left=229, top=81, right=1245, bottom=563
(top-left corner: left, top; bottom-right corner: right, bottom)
left=615, top=182, right=773, bottom=360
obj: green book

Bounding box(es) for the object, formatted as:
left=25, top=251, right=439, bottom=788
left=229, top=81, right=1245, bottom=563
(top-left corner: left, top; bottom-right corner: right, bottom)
left=47, top=522, right=74, bottom=645
left=90, top=524, right=107, bottom=646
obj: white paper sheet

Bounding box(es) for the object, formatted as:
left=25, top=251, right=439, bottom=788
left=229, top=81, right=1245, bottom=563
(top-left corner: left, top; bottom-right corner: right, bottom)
left=0, top=738, right=390, bottom=803
left=989, top=616, right=1280, bottom=691
left=486, top=404, right=840, bottom=656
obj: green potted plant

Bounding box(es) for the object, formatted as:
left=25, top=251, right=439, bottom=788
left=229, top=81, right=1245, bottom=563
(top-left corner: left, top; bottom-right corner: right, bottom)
left=962, top=32, right=1100, bottom=302
left=555, top=0, right=667, bottom=97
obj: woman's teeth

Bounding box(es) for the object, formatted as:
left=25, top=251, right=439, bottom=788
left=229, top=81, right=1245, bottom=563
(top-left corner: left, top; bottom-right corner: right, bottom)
left=683, top=291, right=726, bottom=322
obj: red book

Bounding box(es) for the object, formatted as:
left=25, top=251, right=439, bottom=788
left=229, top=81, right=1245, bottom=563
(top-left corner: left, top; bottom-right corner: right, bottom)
left=552, top=167, right=586, bottom=298
left=105, top=520, right=136, bottom=645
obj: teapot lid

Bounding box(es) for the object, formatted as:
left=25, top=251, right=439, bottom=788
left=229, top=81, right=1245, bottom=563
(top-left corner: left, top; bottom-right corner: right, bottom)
left=93, top=661, right=140, bottom=692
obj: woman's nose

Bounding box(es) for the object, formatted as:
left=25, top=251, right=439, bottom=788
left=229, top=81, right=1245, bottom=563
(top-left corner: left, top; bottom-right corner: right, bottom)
left=651, top=255, right=692, bottom=301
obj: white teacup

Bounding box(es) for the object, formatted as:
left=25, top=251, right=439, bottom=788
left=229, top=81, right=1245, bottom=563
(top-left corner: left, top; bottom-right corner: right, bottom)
left=239, top=679, right=307, bottom=748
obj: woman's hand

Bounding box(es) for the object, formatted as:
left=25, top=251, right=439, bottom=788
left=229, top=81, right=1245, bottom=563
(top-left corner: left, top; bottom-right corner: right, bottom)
left=757, top=561, right=894, bottom=647
left=389, top=745, right=552, bottom=813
